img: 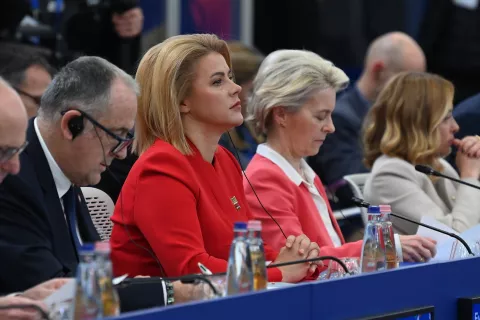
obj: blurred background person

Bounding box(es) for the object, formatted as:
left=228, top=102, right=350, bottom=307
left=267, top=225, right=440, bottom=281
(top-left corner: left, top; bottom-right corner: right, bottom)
left=0, top=42, right=54, bottom=119
left=0, top=77, right=28, bottom=187
left=219, top=41, right=265, bottom=168
left=418, top=0, right=480, bottom=104
left=363, top=72, right=480, bottom=235
left=110, top=34, right=321, bottom=282
left=308, top=32, right=426, bottom=210
left=0, top=0, right=144, bottom=74
left=245, top=50, right=436, bottom=263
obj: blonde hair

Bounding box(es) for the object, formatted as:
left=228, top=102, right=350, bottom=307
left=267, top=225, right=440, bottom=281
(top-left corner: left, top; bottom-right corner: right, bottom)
left=135, top=34, right=231, bottom=155
left=247, top=49, right=349, bottom=135
left=363, top=72, right=454, bottom=171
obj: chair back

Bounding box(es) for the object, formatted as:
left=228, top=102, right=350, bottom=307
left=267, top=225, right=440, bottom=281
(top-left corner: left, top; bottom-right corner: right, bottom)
left=81, top=187, right=115, bottom=241
left=343, top=173, right=370, bottom=226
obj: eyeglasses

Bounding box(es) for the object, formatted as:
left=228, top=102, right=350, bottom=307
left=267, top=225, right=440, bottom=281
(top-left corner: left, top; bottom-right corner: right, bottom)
left=0, top=141, right=29, bottom=164
left=60, top=109, right=134, bottom=155
left=14, top=88, right=42, bottom=106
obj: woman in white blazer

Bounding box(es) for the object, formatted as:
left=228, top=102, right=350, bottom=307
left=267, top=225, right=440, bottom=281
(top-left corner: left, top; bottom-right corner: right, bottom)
left=363, top=72, right=480, bottom=235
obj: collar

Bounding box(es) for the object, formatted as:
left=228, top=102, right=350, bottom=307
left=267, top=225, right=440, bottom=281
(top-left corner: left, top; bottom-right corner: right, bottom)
left=34, top=118, right=72, bottom=199
left=256, top=144, right=316, bottom=187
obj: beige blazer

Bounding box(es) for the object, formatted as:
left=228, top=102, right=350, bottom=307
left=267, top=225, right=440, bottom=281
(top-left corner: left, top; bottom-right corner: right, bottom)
left=364, top=155, right=480, bottom=235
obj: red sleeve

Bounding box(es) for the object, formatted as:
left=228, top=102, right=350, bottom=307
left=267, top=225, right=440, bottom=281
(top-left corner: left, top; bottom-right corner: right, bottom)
left=133, top=151, right=228, bottom=276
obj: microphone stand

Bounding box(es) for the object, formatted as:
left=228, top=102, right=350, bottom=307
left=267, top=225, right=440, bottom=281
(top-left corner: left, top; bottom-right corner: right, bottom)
left=351, top=197, right=474, bottom=256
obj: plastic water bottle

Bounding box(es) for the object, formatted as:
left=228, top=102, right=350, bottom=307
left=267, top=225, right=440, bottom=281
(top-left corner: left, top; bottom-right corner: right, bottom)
left=226, top=222, right=253, bottom=295
left=71, top=244, right=102, bottom=319
left=94, top=242, right=120, bottom=317
left=360, top=206, right=386, bottom=273
left=379, top=205, right=399, bottom=270
left=247, top=220, right=267, bottom=291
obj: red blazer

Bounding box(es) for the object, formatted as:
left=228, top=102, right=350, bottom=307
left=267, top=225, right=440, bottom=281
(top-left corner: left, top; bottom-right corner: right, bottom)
left=110, top=139, right=282, bottom=281
left=244, top=154, right=362, bottom=258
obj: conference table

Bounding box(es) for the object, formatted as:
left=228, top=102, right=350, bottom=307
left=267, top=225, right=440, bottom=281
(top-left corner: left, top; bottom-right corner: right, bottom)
left=113, top=256, right=480, bottom=320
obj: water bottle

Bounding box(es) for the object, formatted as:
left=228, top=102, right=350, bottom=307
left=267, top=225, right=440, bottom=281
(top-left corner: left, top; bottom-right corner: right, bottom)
left=247, top=220, right=267, bottom=291
left=226, top=222, right=253, bottom=295
left=379, top=205, right=399, bottom=270
left=360, top=206, right=386, bottom=273
left=71, top=244, right=102, bottom=320
left=94, top=242, right=120, bottom=317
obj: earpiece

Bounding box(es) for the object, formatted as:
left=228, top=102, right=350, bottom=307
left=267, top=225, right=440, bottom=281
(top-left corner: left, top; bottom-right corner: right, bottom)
left=68, top=115, right=84, bottom=140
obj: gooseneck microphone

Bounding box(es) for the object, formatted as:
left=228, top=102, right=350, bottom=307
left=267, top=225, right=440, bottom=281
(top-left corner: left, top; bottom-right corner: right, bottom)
left=415, top=164, right=480, bottom=191
left=351, top=197, right=474, bottom=256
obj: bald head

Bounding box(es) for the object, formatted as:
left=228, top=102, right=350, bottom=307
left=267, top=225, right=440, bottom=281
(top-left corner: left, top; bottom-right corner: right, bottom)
left=359, top=32, right=426, bottom=100
left=0, top=78, right=28, bottom=183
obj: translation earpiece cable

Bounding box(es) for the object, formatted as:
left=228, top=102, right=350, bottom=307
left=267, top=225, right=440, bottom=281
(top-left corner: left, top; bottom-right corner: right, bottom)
left=324, top=184, right=365, bottom=241
left=0, top=304, right=50, bottom=320
left=226, top=131, right=287, bottom=239
left=92, top=127, right=167, bottom=277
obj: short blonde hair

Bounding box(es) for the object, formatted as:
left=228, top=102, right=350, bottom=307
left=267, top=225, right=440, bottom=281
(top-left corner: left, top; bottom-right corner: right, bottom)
left=247, top=49, right=349, bottom=135
left=135, top=34, right=231, bottom=155
left=363, top=72, right=454, bottom=171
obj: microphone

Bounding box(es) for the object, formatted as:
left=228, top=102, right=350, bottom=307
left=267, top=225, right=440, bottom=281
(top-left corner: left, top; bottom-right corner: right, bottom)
left=351, top=197, right=474, bottom=256
left=415, top=164, right=480, bottom=191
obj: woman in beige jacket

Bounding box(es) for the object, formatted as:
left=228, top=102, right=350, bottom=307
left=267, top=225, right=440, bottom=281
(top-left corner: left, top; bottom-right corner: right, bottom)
left=363, top=72, right=480, bottom=235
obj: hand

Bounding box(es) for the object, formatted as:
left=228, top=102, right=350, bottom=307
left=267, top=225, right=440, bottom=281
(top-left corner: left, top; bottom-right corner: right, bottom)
left=0, top=295, right=47, bottom=320
left=112, top=7, right=144, bottom=38
left=172, top=280, right=218, bottom=304
left=453, top=137, right=480, bottom=179
left=275, top=235, right=321, bottom=282
left=399, top=235, right=437, bottom=262
left=22, top=278, right=70, bottom=301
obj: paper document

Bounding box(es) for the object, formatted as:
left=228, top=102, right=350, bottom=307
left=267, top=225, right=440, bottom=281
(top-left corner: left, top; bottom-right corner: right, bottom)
left=43, top=278, right=76, bottom=308
left=416, top=216, right=458, bottom=246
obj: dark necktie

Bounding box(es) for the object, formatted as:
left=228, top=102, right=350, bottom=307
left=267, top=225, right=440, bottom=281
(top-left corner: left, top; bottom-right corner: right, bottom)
left=63, top=186, right=82, bottom=252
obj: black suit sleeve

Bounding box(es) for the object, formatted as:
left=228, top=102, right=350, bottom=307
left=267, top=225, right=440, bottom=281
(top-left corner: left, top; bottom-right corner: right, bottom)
left=0, top=179, right=72, bottom=294
left=116, top=280, right=166, bottom=312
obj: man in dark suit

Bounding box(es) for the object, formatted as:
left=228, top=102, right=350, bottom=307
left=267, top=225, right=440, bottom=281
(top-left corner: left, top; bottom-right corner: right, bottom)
left=0, top=56, right=198, bottom=311
left=308, top=32, right=426, bottom=209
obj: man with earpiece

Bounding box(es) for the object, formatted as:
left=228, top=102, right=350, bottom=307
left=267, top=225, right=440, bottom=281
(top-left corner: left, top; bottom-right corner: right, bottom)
left=0, top=56, right=202, bottom=312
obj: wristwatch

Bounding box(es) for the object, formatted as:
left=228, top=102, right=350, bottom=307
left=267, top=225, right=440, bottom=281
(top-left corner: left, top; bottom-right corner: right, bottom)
left=165, top=280, right=174, bottom=305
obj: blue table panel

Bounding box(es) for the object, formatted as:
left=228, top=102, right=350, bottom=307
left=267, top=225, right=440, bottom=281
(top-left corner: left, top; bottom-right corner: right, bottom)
left=114, top=257, right=480, bottom=320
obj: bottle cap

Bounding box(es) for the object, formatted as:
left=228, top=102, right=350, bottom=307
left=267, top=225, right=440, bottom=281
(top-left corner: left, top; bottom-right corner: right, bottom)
left=95, top=241, right=111, bottom=252
left=247, top=220, right=262, bottom=231
left=379, top=205, right=391, bottom=213
left=80, top=243, right=94, bottom=252
left=233, top=222, right=247, bottom=231
left=367, top=205, right=381, bottom=214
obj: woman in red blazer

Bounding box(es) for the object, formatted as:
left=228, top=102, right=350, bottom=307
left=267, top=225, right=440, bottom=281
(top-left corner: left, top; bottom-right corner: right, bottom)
left=109, top=34, right=321, bottom=283
left=244, top=49, right=437, bottom=263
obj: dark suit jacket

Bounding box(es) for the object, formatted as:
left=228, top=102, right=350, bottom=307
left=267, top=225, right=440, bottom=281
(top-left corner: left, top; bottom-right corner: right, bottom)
left=0, top=120, right=166, bottom=312
left=307, top=87, right=370, bottom=209
left=446, top=93, right=480, bottom=169
left=0, top=121, right=100, bottom=294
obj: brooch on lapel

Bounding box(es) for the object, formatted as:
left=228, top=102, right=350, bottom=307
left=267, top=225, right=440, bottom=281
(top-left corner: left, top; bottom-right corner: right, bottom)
left=230, top=196, right=241, bottom=211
